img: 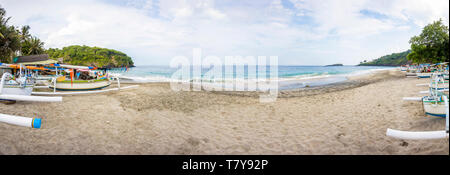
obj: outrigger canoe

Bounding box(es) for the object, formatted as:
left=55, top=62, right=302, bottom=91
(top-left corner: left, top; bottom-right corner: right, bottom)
left=48, top=78, right=111, bottom=91
left=423, top=96, right=447, bottom=118
left=416, top=72, right=432, bottom=78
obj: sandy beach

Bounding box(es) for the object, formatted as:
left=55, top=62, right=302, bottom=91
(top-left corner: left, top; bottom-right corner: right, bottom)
left=0, top=69, right=448, bottom=155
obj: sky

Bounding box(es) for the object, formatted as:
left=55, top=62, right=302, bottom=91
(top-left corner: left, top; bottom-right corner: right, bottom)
left=0, top=0, right=449, bottom=66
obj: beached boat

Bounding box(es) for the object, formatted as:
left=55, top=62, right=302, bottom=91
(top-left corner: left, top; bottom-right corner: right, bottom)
left=48, top=78, right=111, bottom=91
left=388, top=95, right=449, bottom=140
left=0, top=72, right=34, bottom=101
left=406, top=72, right=417, bottom=76
left=426, top=75, right=449, bottom=90
left=0, top=72, right=62, bottom=102
left=422, top=95, right=447, bottom=117
left=416, top=72, right=432, bottom=78
left=30, top=65, right=139, bottom=95
left=406, top=73, right=417, bottom=77
left=45, top=66, right=111, bottom=91
left=404, top=75, right=448, bottom=117
left=0, top=73, right=60, bottom=129
left=429, top=82, right=449, bottom=90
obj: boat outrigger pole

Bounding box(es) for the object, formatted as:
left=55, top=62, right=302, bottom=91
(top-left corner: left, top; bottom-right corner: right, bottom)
left=0, top=72, right=62, bottom=102
left=0, top=113, right=41, bottom=129
left=387, top=95, right=449, bottom=140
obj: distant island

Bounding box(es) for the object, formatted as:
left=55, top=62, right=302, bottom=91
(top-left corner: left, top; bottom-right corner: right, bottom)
left=46, top=45, right=134, bottom=68
left=358, top=50, right=411, bottom=66
left=325, top=63, right=343, bottom=67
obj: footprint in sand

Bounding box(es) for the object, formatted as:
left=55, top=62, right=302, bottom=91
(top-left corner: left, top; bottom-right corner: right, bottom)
left=226, top=144, right=251, bottom=154
left=175, top=137, right=202, bottom=154
left=400, top=141, right=409, bottom=147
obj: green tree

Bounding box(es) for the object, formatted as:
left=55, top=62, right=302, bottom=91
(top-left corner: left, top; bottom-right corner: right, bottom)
left=0, top=6, right=21, bottom=63
left=407, top=19, right=449, bottom=64
left=19, top=25, right=31, bottom=41
left=1, top=6, right=45, bottom=62
left=21, top=36, right=45, bottom=55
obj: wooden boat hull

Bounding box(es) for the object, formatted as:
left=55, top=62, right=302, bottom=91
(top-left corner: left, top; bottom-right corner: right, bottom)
left=423, top=97, right=447, bottom=117
left=406, top=73, right=416, bottom=76
left=49, top=79, right=111, bottom=91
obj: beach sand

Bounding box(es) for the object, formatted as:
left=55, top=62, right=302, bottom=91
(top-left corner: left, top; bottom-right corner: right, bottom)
left=0, top=69, right=448, bottom=155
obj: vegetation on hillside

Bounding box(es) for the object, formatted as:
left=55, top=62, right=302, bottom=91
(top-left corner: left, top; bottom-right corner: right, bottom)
left=1, top=6, right=134, bottom=67
left=359, top=50, right=411, bottom=66
left=359, top=19, right=449, bottom=66
left=46, top=45, right=134, bottom=67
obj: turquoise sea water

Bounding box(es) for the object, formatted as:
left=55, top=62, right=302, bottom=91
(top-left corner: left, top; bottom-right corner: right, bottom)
left=107, top=65, right=394, bottom=89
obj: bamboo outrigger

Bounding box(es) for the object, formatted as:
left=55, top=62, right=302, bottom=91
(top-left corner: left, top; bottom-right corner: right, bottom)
left=388, top=71, right=449, bottom=140
left=387, top=95, right=449, bottom=140
left=1, top=67, right=62, bottom=129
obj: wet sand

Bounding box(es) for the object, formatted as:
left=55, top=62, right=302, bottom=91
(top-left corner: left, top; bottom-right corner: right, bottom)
left=0, top=69, right=448, bottom=154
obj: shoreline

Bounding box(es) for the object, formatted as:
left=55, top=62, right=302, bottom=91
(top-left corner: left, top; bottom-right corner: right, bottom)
left=112, top=65, right=394, bottom=85
left=116, top=67, right=397, bottom=93
left=0, top=69, right=448, bottom=155
left=211, top=69, right=401, bottom=98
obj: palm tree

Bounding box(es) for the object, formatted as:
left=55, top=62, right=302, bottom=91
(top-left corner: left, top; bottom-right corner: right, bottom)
left=21, top=36, right=45, bottom=55
left=1, top=7, right=21, bottom=63
left=16, top=25, right=32, bottom=56
left=19, top=25, right=31, bottom=41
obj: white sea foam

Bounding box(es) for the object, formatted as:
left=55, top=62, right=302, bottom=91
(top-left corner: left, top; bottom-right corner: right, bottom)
left=109, top=66, right=394, bottom=86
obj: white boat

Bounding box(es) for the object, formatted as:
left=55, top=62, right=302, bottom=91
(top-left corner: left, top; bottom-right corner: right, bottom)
left=406, top=72, right=417, bottom=76
left=416, top=72, right=432, bottom=78
left=35, top=67, right=138, bottom=95
left=428, top=81, right=449, bottom=90
left=1, top=80, right=34, bottom=96
left=400, top=67, right=407, bottom=71
left=48, top=78, right=111, bottom=91
left=0, top=73, right=34, bottom=100
left=0, top=72, right=62, bottom=102
left=422, top=96, right=447, bottom=118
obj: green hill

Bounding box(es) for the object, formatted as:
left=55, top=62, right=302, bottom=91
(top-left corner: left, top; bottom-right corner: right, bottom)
left=46, top=45, right=134, bottom=68
left=358, top=50, right=411, bottom=66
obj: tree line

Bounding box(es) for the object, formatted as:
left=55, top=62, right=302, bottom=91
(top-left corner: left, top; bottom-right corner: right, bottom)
left=1, top=6, right=45, bottom=63
left=1, top=6, right=134, bottom=67
left=361, top=19, right=449, bottom=66
left=407, top=19, right=449, bottom=64
left=47, top=45, right=134, bottom=67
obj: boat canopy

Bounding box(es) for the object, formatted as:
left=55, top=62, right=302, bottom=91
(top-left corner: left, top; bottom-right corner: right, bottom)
left=13, top=54, right=49, bottom=63
left=20, top=59, right=58, bottom=65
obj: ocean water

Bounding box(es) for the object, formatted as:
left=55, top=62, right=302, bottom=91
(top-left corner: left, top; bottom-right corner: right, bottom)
left=107, top=65, right=394, bottom=90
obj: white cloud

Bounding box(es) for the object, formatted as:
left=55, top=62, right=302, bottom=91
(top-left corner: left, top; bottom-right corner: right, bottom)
left=0, top=0, right=448, bottom=65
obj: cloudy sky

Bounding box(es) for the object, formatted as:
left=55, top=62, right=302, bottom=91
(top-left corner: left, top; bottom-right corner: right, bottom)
left=1, top=0, right=448, bottom=65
